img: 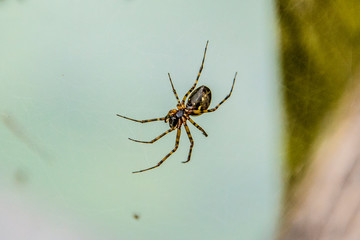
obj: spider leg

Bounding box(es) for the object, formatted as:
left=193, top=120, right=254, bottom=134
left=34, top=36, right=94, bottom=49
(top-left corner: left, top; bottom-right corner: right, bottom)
left=188, top=118, right=208, bottom=137
left=182, top=123, right=194, bottom=164
left=181, top=41, right=209, bottom=104
left=196, top=72, right=237, bottom=114
left=168, top=73, right=180, bottom=104
left=132, top=128, right=181, bottom=173
left=117, top=114, right=165, bottom=123
left=129, top=128, right=175, bottom=143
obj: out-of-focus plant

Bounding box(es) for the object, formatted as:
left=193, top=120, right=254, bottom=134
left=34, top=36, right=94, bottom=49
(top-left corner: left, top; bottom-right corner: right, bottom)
left=277, top=0, right=360, bottom=196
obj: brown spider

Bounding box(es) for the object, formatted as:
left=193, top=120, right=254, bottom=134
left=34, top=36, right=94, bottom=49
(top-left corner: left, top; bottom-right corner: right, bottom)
left=117, top=41, right=237, bottom=173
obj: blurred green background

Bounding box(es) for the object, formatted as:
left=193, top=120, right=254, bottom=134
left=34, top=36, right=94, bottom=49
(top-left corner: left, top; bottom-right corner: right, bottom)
left=277, top=0, right=360, bottom=199
left=0, top=1, right=281, bottom=239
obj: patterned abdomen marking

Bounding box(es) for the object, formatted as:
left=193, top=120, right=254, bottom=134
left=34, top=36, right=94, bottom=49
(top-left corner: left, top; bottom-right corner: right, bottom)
left=186, top=86, right=212, bottom=115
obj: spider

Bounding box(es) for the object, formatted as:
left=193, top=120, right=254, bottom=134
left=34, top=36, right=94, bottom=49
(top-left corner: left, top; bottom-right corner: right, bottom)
left=117, top=41, right=237, bottom=173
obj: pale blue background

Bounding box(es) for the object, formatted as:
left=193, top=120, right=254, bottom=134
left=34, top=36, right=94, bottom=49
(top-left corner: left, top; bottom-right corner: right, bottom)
left=0, top=0, right=282, bottom=239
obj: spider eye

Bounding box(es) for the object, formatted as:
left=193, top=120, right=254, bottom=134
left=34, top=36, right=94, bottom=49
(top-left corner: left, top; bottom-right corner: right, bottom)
left=168, top=115, right=178, bottom=128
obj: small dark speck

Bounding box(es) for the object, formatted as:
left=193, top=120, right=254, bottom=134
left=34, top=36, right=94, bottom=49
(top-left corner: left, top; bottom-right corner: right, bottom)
left=14, top=168, right=29, bottom=185
left=133, top=213, right=140, bottom=220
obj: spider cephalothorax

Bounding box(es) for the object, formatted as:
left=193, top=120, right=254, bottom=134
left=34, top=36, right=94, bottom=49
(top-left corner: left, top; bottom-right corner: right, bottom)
left=165, top=108, right=188, bottom=129
left=117, top=41, right=237, bottom=173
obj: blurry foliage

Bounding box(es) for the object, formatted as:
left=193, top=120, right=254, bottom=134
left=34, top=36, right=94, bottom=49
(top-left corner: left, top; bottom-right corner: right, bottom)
left=277, top=0, right=360, bottom=194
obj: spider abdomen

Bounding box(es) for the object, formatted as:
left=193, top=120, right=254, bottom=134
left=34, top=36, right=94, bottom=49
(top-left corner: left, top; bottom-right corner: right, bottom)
left=186, top=85, right=212, bottom=115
